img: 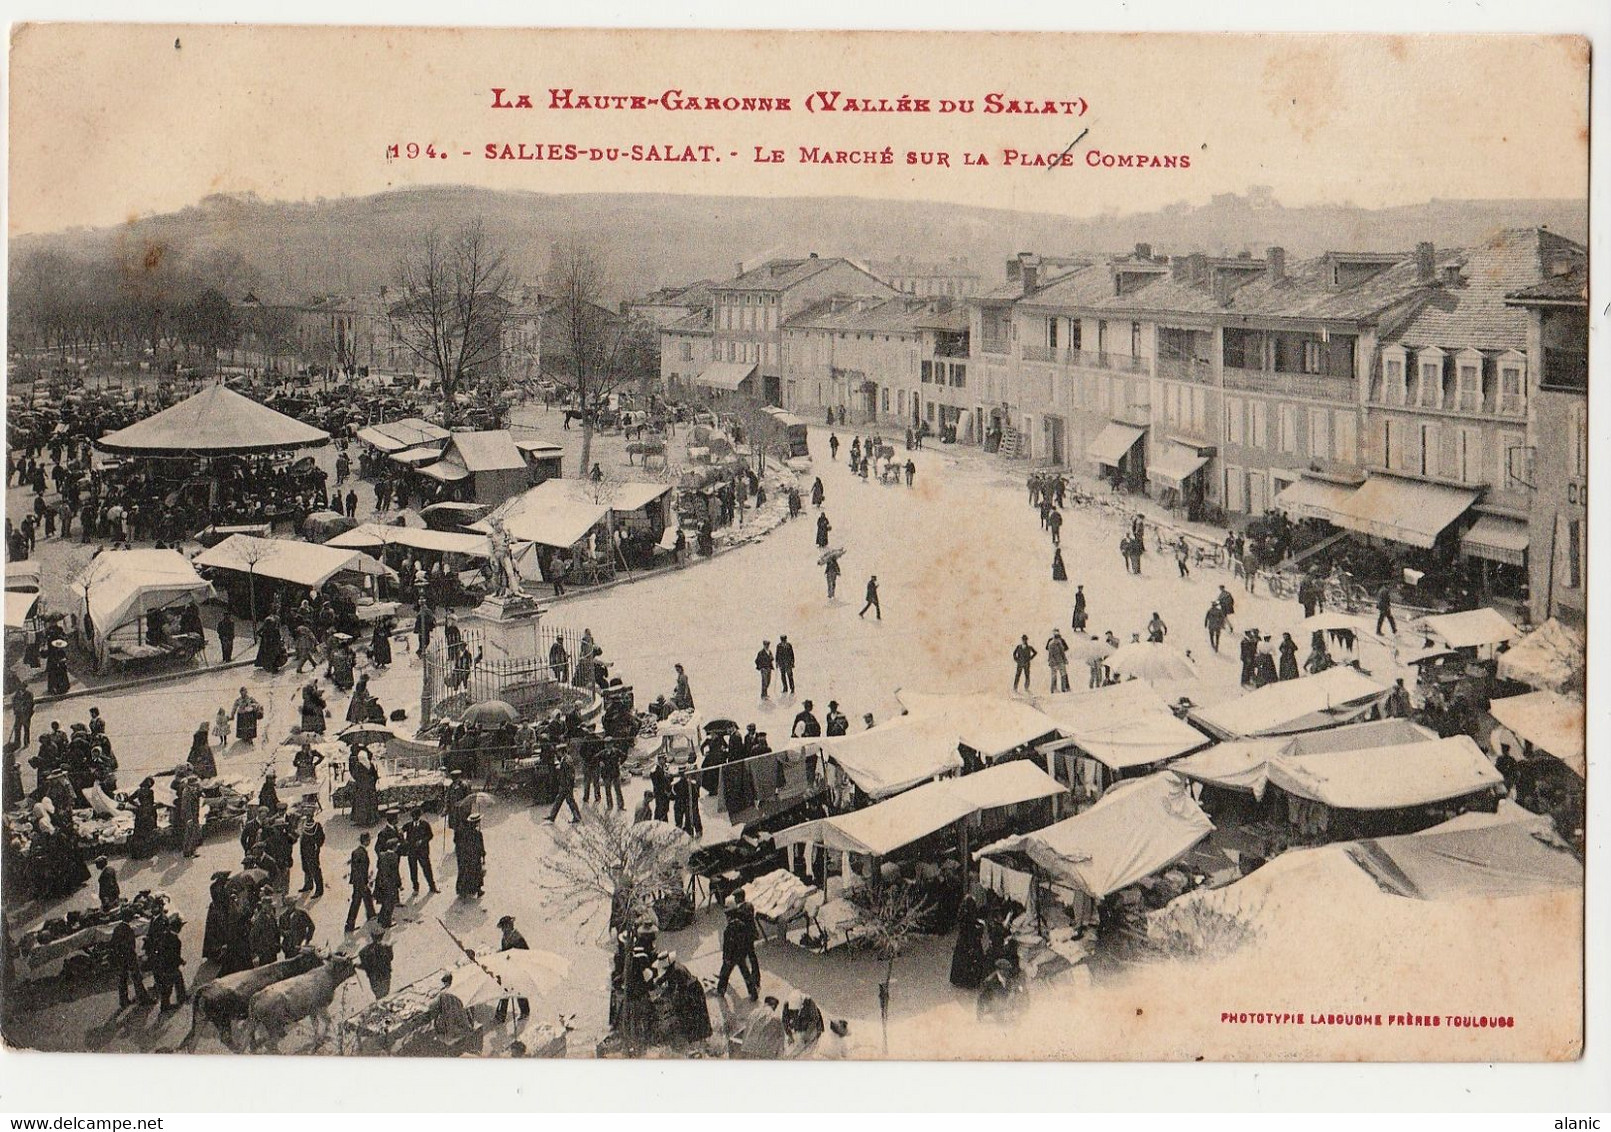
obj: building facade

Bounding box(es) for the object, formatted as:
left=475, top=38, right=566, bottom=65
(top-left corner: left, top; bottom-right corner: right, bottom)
left=867, top=257, right=982, bottom=299
left=779, top=295, right=952, bottom=424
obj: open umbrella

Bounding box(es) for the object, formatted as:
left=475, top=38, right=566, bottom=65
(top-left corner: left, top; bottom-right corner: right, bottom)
left=461, top=699, right=519, bottom=727
left=1105, top=642, right=1198, bottom=682
left=337, top=722, right=396, bottom=746
left=449, top=949, right=570, bottom=1010
left=1063, top=635, right=1115, bottom=664
left=817, top=547, right=846, bottom=565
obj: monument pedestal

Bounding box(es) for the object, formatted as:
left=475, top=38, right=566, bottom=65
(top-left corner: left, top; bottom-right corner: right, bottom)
left=463, top=593, right=549, bottom=662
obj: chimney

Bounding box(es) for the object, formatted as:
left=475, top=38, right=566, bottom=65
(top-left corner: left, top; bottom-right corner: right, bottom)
left=1443, top=264, right=1463, bottom=287
left=1266, top=247, right=1285, bottom=282
left=1415, top=242, right=1435, bottom=283
left=735, top=261, right=745, bottom=279
left=1171, top=256, right=1190, bottom=282
left=1018, top=252, right=1040, bottom=296
left=1005, top=258, right=1023, bottom=286
left=1134, top=243, right=1152, bottom=261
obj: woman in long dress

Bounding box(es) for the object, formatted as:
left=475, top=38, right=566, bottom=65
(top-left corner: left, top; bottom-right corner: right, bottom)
left=1051, top=547, right=1068, bottom=582
left=949, top=893, right=989, bottom=989
left=300, top=683, right=329, bottom=735
left=347, top=747, right=380, bottom=826
left=454, top=814, right=485, bottom=897
left=369, top=620, right=393, bottom=668
left=255, top=615, right=285, bottom=673
left=177, top=772, right=204, bottom=857
left=1278, top=632, right=1300, bottom=681
left=346, top=674, right=373, bottom=725
left=128, top=777, right=158, bottom=859
left=232, top=688, right=261, bottom=743
left=44, top=639, right=70, bottom=696
left=187, top=725, right=218, bottom=779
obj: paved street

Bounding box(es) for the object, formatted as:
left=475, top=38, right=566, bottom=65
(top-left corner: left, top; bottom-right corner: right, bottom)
left=5, top=420, right=1420, bottom=1057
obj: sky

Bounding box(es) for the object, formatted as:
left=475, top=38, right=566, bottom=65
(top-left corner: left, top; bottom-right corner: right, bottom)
left=6, top=27, right=1592, bottom=237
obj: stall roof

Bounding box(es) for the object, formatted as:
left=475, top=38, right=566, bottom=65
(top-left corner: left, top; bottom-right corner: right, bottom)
left=389, top=446, right=443, bottom=465
left=1496, top=619, right=1584, bottom=693
left=4, top=591, right=40, bottom=631
left=1281, top=717, right=1439, bottom=757
left=1060, top=711, right=1211, bottom=771
left=355, top=417, right=452, bottom=453
left=1346, top=806, right=1582, bottom=900
left=73, top=549, right=212, bottom=644
left=978, top=773, right=1214, bottom=899
left=1171, top=719, right=1436, bottom=798
left=1087, top=422, right=1146, bottom=467
left=96, top=384, right=330, bottom=456
left=817, top=715, right=965, bottom=799
left=196, top=536, right=395, bottom=589
left=476, top=488, right=610, bottom=549
left=775, top=761, right=1063, bottom=857
left=1488, top=691, right=1585, bottom=777
left=1266, top=735, right=1502, bottom=809
left=325, top=523, right=491, bottom=558
left=514, top=439, right=565, bottom=457
left=899, top=691, right=1062, bottom=758
left=415, top=461, right=469, bottom=482
left=1421, top=607, right=1519, bottom=650
left=1189, top=666, right=1389, bottom=739
left=1035, top=682, right=1172, bottom=732
left=1330, top=474, right=1479, bottom=549
left=443, top=430, right=527, bottom=473
left=1274, top=475, right=1359, bottom=523
left=774, top=781, right=976, bottom=858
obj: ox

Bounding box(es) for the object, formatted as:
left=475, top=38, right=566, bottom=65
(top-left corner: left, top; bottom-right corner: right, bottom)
left=180, top=950, right=323, bottom=1051
left=245, top=952, right=358, bottom=1053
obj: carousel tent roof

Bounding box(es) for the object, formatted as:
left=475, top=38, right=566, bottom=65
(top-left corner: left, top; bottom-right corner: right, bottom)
left=96, top=384, right=330, bottom=455
left=1420, top=607, right=1519, bottom=650
left=977, top=773, right=1214, bottom=899
left=196, top=535, right=395, bottom=589
left=1265, top=734, right=1502, bottom=809
left=1189, top=666, right=1389, bottom=739
left=325, top=523, right=491, bottom=558
left=1488, top=691, right=1585, bottom=777
left=1496, top=618, right=1584, bottom=692
left=817, top=714, right=965, bottom=799
left=73, top=549, right=212, bottom=642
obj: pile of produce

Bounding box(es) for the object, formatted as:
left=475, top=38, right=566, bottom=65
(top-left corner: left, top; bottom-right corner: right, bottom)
left=747, top=868, right=813, bottom=924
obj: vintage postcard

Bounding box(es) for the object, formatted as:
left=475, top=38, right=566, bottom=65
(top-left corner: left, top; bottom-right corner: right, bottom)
left=1, top=25, right=1590, bottom=1069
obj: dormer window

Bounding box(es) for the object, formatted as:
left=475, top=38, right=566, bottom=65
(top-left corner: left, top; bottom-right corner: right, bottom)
left=1455, top=348, right=1483, bottom=413
left=1381, top=345, right=1408, bottom=406
left=1416, top=347, right=1445, bottom=409
left=1498, top=350, right=1527, bottom=417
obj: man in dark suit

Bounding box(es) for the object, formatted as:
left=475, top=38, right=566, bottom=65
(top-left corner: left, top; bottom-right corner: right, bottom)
left=345, top=831, right=376, bottom=933
left=403, top=807, right=438, bottom=894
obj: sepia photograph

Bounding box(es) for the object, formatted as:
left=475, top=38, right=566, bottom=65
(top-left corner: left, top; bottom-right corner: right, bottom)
left=0, top=18, right=1598, bottom=1098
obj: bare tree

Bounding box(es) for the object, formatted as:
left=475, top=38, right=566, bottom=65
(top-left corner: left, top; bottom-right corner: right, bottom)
left=394, top=219, right=514, bottom=426
left=535, top=811, right=691, bottom=941
left=848, top=882, right=935, bottom=1055
left=544, top=237, right=651, bottom=476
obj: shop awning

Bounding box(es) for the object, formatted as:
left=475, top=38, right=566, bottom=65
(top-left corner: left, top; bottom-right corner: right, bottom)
left=977, top=773, right=1214, bottom=899
left=1488, top=691, right=1584, bottom=777
left=692, top=362, right=758, bottom=391
left=1087, top=422, right=1146, bottom=467
left=1330, top=474, right=1479, bottom=549
left=1460, top=514, right=1529, bottom=567
left=1266, top=735, right=1502, bottom=810
left=1275, top=476, right=1358, bottom=523
left=1421, top=607, right=1519, bottom=650
left=1148, top=443, right=1209, bottom=486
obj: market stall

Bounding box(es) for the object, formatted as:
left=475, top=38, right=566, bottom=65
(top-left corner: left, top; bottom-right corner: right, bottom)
left=196, top=534, right=396, bottom=617
left=1496, top=618, right=1584, bottom=693
left=1419, top=606, right=1520, bottom=660
left=1035, top=683, right=1209, bottom=801
left=813, top=715, right=964, bottom=805
left=1344, top=804, right=1583, bottom=901
left=1488, top=690, right=1585, bottom=778
left=72, top=549, right=213, bottom=670
left=471, top=488, right=612, bottom=588
left=13, top=892, right=171, bottom=980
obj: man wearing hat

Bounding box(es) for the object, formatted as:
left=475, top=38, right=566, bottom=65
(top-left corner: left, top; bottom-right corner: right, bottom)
left=403, top=807, right=438, bottom=894
left=714, top=889, right=761, bottom=1001
left=279, top=897, right=315, bottom=959
left=376, top=806, right=403, bottom=859
left=344, top=831, right=376, bottom=934
left=297, top=812, right=326, bottom=897
left=145, top=913, right=187, bottom=1011
left=374, top=839, right=402, bottom=928
left=494, top=916, right=531, bottom=1021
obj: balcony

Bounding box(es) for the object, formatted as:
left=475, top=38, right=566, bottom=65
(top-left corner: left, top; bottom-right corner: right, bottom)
left=1223, top=364, right=1354, bottom=403
left=1155, top=354, right=1215, bottom=384
left=1020, top=343, right=1151, bottom=374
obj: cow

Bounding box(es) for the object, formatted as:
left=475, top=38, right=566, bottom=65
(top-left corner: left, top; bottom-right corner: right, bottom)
left=180, top=950, right=324, bottom=1051
left=245, top=952, right=358, bottom=1053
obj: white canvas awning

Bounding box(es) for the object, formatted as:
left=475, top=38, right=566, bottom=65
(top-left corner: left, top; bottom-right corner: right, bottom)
left=692, top=361, right=758, bottom=391
left=1190, top=666, right=1389, bottom=739
left=1266, top=735, right=1502, bottom=809
left=196, top=536, right=395, bottom=590
left=1275, top=476, right=1358, bottom=523
left=943, top=761, right=1066, bottom=811
left=4, top=590, right=41, bottom=631
left=1488, top=691, right=1585, bottom=777
left=326, top=524, right=491, bottom=558
left=1460, top=514, right=1529, bottom=567
left=1169, top=739, right=1288, bottom=798
left=1346, top=811, right=1583, bottom=900
left=1496, top=619, right=1584, bottom=693
left=817, top=715, right=965, bottom=800
left=416, top=461, right=469, bottom=483
left=1148, top=443, right=1209, bottom=486
left=355, top=417, right=452, bottom=453
left=1047, top=711, right=1209, bottom=771
left=1087, top=422, right=1146, bottom=467
left=389, top=446, right=444, bottom=465
left=898, top=691, right=1061, bottom=759
left=1421, top=607, right=1519, bottom=650
left=978, top=773, right=1213, bottom=899
left=72, top=549, right=213, bottom=655
left=1331, top=475, right=1479, bottom=549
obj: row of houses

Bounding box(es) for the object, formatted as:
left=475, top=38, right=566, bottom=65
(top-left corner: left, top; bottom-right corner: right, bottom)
left=657, top=232, right=1586, bottom=627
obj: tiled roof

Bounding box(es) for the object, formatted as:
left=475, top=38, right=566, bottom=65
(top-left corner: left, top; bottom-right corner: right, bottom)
left=663, top=308, right=713, bottom=333
left=1506, top=264, right=1588, bottom=305
left=1392, top=229, right=1585, bottom=352
left=1016, top=264, right=1124, bottom=309
left=784, top=295, right=952, bottom=335
left=715, top=257, right=843, bottom=292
